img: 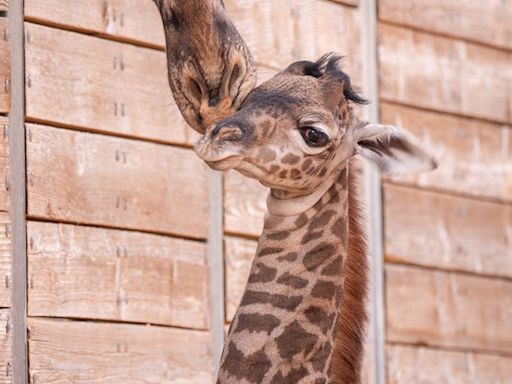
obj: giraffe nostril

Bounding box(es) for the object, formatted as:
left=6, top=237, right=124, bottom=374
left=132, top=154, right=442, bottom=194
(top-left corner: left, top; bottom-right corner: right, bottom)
left=211, top=123, right=243, bottom=141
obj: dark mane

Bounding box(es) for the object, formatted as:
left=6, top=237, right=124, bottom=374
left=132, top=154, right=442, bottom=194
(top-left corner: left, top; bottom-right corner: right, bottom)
left=330, top=159, right=369, bottom=384
left=323, top=54, right=368, bottom=105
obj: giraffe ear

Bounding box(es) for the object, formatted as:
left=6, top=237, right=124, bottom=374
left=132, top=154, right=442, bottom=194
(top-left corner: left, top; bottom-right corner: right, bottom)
left=353, top=123, right=438, bottom=176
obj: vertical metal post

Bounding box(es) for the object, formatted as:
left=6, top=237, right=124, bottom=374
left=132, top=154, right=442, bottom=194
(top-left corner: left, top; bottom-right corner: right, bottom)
left=360, top=0, right=387, bottom=383
left=207, top=169, right=225, bottom=376
left=8, top=0, right=28, bottom=383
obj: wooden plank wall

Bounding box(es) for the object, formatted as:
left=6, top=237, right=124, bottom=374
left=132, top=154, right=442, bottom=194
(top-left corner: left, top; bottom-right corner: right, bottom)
left=0, top=1, right=12, bottom=382
left=6, top=0, right=509, bottom=382
left=22, top=1, right=214, bottom=382
left=18, top=0, right=365, bottom=381
left=377, top=0, right=512, bottom=382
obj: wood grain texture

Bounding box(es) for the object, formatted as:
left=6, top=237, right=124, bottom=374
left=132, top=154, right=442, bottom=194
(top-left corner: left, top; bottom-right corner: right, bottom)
left=25, top=0, right=164, bottom=47
left=25, top=23, right=193, bottom=145
left=26, top=1, right=362, bottom=78
left=0, top=116, right=8, bottom=212
left=381, top=103, right=512, bottom=202
left=0, top=213, right=9, bottom=308
left=386, top=265, right=512, bottom=353
left=0, top=309, right=12, bottom=384
left=224, top=170, right=267, bottom=238
left=227, top=0, right=361, bottom=76
left=26, top=124, right=209, bottom=239
left=224, top=236, right=257, bottom=322
left=28, top=318, right=213, bottom=384
left=384, top=184, right=512, bottom=278
left=378, top=0, right=512, bottom=50
left=0, top=18, right=9, bottom=114
left=378, top=23, right=512, bottom=124
left=27, top=221, right=208, bottom=329
left=387, top=345, right=512, bottom=384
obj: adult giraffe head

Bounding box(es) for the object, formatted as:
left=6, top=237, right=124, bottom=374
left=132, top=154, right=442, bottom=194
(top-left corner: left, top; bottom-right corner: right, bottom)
left=153, top=0, right=256, bottom=132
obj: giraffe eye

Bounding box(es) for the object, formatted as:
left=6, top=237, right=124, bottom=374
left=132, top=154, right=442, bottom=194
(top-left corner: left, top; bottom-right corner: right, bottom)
left=299, top=126, right=329, bottom=147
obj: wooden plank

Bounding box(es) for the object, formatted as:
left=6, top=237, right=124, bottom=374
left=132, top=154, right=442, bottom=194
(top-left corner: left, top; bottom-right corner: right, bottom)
left=25, top=23, right=193, bottom=145
left=26, top=124, right=209, bottom=239
left=378, top=0, right=512, bottom=51
left=0, top=116, right=9, bottom=211
left=378, top=23, right=512, bottom=124
left=0, top=18, right=9, bottom=114
left=387, top=345, right=512, bottom=384
left=381, top=102, right=512, bottom=202
left=25, top=0, right=164, bottom=47
left=224, top=236, right=256, bottom=322
left=314, top=0, right=361, bottom=84
left=0, top=213, right=10, bottom=307
left=386, top=264, right=512, bottom=353
left=25, top=1, right=361, bottom=77
left=28, top=318, right=213, bottom=384
left=384, top=184, right=512, bottom=278
left=227, top=0, right=361, bottom=74
left=0, top=309, right=12, bottom=384
left=27, top=221, right=208, bottom=329
left=224, top=170, right=266, bottom=238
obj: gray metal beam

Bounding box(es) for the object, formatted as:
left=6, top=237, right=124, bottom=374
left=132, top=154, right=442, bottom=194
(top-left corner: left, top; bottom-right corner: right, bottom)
left=8, top=0, right=29, bottom=383
left=360, top=0, right=387, bottom=382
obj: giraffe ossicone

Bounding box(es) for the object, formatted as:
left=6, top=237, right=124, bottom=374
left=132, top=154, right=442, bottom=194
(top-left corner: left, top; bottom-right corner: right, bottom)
left=153, top=2, right=437, bottom=382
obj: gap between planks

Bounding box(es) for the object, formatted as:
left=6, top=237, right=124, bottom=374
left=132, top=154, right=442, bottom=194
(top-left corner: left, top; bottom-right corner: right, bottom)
left=377, top=19, right=512, bottom=55
left=386, top=340, right=512, bottom=359
left=384, top=260, right=512, bottom=285
left=25, top=116, right=195, bottom=150
left=26, top=315, right=209, bottom=332
left=27, top=216, right=208, bottom=244
left=381, top=99, right=512, bottom=131
left=24, top=17, right=285, bottom=72
left=385, top=180, right=512, bottom=207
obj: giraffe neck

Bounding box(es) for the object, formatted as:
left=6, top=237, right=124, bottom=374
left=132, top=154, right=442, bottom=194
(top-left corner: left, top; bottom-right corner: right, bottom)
left=218, top=167, right=349, bottom=384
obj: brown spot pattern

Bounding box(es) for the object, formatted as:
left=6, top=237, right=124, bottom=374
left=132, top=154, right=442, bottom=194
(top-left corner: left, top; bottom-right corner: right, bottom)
left=248, top=262, right=277, bottom=283
left=234, top=313, right=281, bottom=334
left=321, top=257, right=342, bottom=276
left=266, top=231, right=290, bottom=241
left=311, top=280, right=338, bottom=300
left=275, top=320, right=317, bottom=359
left=303, top=243, right=337, bottom=271
left=282, top=153, right=301, bottom=165
left=278, top=252, right=298, bottom=262
left=240, top=290, right=303, bottom=311
left=304, top=306, right=336, bottom=333
left=276, top=272, right=308, bottom=289
left=258, top=247, right=284, bottom=257
left=223, top=342, right=272, bottom=383
left=270, top=366, right=309, bottom=384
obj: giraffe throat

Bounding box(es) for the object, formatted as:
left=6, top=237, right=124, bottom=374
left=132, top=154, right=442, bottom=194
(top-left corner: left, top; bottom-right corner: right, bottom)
left=218, top=167, right=350, bottom=384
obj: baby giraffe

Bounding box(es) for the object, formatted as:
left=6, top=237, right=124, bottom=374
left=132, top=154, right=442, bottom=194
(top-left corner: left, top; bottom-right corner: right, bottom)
left=151, top=1, right=436, bottom=382
left=195, top=54, right=436, bottom=384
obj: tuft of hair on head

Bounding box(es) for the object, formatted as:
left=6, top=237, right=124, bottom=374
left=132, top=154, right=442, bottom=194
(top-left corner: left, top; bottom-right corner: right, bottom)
left=322, top=53, right=368, bottom=105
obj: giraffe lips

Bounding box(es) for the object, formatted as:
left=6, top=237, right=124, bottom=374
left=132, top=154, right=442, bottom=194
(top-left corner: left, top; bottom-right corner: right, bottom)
left=204, top=155, right=243, bottom=171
